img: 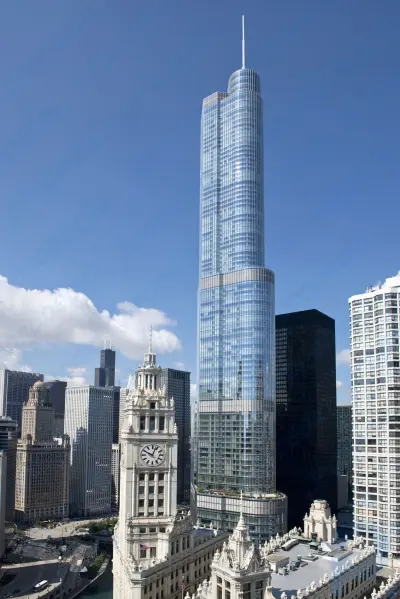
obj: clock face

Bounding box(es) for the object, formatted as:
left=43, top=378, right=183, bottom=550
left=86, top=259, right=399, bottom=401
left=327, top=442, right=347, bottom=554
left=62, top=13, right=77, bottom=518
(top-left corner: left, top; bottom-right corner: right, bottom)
left=140, top=444, right=165, bottom=467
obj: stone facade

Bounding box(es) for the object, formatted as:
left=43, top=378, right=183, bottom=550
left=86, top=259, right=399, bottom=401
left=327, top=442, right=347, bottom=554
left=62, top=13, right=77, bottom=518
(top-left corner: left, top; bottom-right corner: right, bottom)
left=113, top=342, right=227, bottom=599
left=303, top=500, right=337, bottom=543
left=15, top=382, right=70, bottom=523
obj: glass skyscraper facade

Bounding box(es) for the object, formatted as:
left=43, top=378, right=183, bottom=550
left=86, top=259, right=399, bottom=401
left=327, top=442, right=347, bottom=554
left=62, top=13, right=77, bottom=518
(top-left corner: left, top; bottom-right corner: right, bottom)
left=194, top=34, right=287, bottom=542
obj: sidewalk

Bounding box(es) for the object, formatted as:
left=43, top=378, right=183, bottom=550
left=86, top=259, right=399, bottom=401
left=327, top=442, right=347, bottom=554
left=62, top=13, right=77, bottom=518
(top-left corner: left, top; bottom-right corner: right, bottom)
left=2, top=558, right=65, bottom=570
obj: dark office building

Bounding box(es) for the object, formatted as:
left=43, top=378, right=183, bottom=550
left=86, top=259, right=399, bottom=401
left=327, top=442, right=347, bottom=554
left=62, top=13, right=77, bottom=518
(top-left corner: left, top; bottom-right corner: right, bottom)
left=0, top=416, right=18, bottom=521
left=276, top=309, right=337, bottom=529
left=45, top=380, right=67, bottom=437
left=161, top=368, right=191, bottom=504
left=95, top=349, right=116, bottom=388
left=94, top=348, right=120, bottom=444
left=0, top=370, right=44, bottom=436
left=337, top=404, right=352, bottom=501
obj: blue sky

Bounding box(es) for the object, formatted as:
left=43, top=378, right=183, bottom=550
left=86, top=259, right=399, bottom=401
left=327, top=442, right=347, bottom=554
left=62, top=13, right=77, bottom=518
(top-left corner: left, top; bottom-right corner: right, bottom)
left=0, top=0, right=399, bottom=402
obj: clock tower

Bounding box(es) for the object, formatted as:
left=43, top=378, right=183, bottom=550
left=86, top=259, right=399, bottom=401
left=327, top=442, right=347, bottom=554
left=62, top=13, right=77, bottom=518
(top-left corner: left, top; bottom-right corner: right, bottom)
left=114, top=332, right=184, bottom=596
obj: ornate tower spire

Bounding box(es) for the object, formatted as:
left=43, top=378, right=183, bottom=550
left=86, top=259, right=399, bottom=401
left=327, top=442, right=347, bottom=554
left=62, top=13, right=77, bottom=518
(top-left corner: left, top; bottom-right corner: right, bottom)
left=143, top=325, right=156, bottom=367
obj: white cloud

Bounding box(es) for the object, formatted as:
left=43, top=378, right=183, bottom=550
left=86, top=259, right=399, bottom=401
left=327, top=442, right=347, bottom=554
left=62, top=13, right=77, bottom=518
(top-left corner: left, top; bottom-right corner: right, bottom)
left=0, top=276, right=181, bottom=359
left=0, top=348, right=32, bottom=372
left=65, top=367, right=88, bottom=387
left=45, top=367, right=89, bottom=387
left=336, top=380, right=343, bottom=389
left=190, top=383, right=197, bottom=401
left=336, top=349, right=351, bottom=366
left=173, top=361, right=185, bottom=370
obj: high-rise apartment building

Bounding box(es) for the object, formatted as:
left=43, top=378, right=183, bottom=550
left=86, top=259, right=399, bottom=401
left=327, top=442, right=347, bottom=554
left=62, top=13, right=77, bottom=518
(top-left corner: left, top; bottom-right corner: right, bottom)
left=0, top=416, right=17, bottom=521
left=161, top=367, right=191, bottom=504
left=15, top=382, right=70, bottom=523
left=45, top=380, right=67, bottom=437
left=275, top=309, right=337, bottom=529
left=65, top=385, right=113, bottom=517
left=94, top=348, right=120, bottom=444
left=0, top=370, right=44, bottom=435
left=194, top=22, right=287, bottom=541
left=350, top=272, right=400, bottom=564
left=337, top=405, right=353, bottom=499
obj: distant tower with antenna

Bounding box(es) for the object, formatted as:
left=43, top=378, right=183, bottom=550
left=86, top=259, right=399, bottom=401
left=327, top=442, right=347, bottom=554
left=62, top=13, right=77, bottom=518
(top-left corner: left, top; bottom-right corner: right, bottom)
left=94, top=341, right=120, bottom=445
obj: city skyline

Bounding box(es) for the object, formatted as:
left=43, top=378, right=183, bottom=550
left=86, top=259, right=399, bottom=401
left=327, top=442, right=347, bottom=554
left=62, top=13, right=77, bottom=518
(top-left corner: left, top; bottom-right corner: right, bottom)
left=0, top=2, right=399, bottom=404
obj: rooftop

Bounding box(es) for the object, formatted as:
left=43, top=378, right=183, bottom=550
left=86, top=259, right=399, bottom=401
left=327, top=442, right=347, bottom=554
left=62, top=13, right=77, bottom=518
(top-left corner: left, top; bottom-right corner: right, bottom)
left=349, top=271, right=400, bottom=300
left=269, top=540, right=372, bottom=598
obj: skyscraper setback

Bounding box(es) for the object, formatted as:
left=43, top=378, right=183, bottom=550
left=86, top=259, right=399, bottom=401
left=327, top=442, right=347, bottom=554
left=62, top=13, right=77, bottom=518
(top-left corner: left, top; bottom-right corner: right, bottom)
left=194, top=19, right=287, bottom=541
left=95, top=348, right=116, bottom=387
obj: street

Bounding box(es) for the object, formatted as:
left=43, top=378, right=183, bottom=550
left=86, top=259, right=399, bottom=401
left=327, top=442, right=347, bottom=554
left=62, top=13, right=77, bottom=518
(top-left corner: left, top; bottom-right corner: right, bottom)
left=0, top=561, right=69, bottom=599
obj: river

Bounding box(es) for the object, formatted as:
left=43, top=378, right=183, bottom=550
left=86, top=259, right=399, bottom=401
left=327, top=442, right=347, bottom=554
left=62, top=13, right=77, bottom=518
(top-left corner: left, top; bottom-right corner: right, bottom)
left=79, top=568, right=113, bottom=599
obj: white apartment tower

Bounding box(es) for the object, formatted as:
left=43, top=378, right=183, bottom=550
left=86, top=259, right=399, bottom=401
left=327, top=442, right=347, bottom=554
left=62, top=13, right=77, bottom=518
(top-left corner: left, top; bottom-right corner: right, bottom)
left=113, top=340, right=226, bottom=599
left=64, top=385, right=113, bottom=517
left=350, top=272, right=400, bottom=564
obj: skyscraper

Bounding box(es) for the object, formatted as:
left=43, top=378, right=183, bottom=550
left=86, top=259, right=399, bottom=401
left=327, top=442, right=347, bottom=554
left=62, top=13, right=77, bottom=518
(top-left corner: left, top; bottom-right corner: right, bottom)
left=15, top=382, right=70, bottom=523
left=337, top=404, right=353, bottom=503
left=0, top=417, right=17, bottom=522
left=64, top=385, right=113, bottom=516
left=111, top=443, right=120, bottom=511
left=161, top=367, right=191, bottom=504
left=94, top=348, right=120, bottom=444
left=0, top=452, right=6, bottom=555
left=44, top=380, right=67, bottom=437
left=95, top=348, right=116, bottom=387
left=349, top=272, right=400, bottom=564
left=275, top=309, right=337, bottom=529
left=195, top=19, right=287, bottom=541
left=0, top=370, right=44, bottom=435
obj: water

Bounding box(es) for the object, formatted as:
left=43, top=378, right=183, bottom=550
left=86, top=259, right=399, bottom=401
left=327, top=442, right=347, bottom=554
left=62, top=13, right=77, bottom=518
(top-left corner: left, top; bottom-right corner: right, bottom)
left=78, top=568, right=113, bottom=599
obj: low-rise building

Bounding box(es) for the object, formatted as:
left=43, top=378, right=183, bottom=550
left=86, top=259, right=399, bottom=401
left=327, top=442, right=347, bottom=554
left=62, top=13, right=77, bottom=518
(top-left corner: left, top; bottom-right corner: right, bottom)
left=193, top=525, right=377, bottom=599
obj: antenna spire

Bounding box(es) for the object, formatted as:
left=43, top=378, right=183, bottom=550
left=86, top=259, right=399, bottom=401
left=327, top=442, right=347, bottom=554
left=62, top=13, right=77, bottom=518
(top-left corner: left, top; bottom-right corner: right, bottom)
left=241, top=15, right=246, bottom=69
left=148, top=325, right=153, bottom=354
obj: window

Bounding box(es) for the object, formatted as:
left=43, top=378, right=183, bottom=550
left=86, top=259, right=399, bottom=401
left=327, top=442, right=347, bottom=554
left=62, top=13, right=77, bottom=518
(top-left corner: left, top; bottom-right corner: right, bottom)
left=159, top=473, right=165, bottom=482
left=150, top=547, right=156, bottom=558
left=140, top=416, right=146, bottom=430
left=159, top=416, right=165, bottom=430
left=140, top=549, right=147, bottom=558
left=150, top=416, right=156, bottom=431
